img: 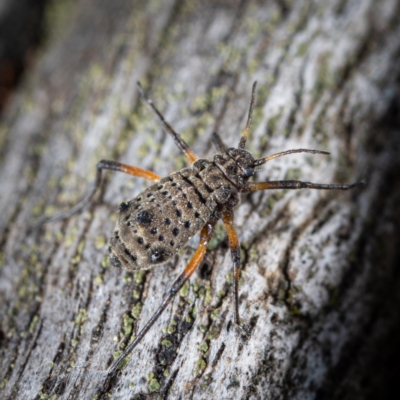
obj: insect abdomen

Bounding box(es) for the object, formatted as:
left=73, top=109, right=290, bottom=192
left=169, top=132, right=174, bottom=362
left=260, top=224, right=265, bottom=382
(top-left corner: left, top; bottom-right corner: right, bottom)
left=109, top=165, right=220, bottom=271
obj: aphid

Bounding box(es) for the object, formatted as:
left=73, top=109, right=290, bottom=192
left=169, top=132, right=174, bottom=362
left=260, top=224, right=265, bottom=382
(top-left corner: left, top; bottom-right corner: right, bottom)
left=39, top=81, right=364, bottom=382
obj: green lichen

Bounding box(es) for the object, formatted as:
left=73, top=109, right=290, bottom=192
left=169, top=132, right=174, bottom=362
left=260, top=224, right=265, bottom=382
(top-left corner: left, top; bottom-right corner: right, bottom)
left=179, top=280, right=190, bottom=297
left=248, top=245, right=259, bottom=263
left=166, top=323, right=176, bottom=335
left=75, top=308, right=87, bottom=326
left=94, top=273, right=103, bottom=285
left=198, top=342, right=209, bottom=353
left=134, top=270, right=146, bottom=284
left=94, top=235, right=107, bottom=250
left=161, top=339, right=173, bottom=348
left=131, top=302, right=142, bottom=319
left=148, top=377, right=161, bottom=392
left=207, top=224, right=226, bottom=251
left=226, top=272, right=233, bottom=285
left=193, top=358, right=207, bottom=376
left=204, top=281, right=212, bottom=305
left=205, top=325, right=220, bottom=340
left=101, top=255, right=109, bottom=269
left=71, top=240, right=85, bottom=265
left=29, top=315, right=39, bottom=334
left=210, top=308, right=221, bottom=321
left=123, top=314, right=134, bottom=336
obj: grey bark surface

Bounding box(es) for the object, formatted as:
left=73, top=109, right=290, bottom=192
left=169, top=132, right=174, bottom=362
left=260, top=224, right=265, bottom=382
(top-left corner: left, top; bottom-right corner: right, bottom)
left=1, top=1, right=400, bottom=399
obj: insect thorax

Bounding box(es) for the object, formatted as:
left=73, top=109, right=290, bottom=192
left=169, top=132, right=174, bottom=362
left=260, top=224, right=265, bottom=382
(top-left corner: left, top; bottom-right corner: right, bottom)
left=108, top=158, right=243, bottom=271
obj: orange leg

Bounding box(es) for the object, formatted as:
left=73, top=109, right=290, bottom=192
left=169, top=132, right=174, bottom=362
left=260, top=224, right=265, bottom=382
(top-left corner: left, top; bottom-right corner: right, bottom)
left=37, top=160, right=161, bottom=225
left=246, top=180, right=365, bottom=192
left=105, top=222, right=215, bottom=381
left=222, top=211, right=248, bottom=334
left=137, top=82, right=198, bottom=164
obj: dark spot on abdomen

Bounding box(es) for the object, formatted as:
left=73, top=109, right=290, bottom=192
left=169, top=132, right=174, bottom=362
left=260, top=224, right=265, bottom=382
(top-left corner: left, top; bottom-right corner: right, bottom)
left=150, top=248, right=168, bottom=264
left=136, top=210, right=152, bottom=226
left=119, top=202, right=129, bottom=212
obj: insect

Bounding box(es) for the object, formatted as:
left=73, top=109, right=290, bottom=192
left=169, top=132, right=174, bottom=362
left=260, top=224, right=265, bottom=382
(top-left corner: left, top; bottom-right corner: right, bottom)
left=40, top=81, right=364, bottom=383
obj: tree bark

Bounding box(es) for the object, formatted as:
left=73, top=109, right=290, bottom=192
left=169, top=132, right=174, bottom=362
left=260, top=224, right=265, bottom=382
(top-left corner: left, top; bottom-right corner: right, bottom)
left=1, top=0, right=400, bottom=399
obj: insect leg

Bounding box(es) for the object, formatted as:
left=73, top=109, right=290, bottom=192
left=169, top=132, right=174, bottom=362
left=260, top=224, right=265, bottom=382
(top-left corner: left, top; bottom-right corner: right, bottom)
left=137, top=82, right=198, bottom=164
left=222, top=211, right=248, bottom=335
left=246, top=180, right=365, bottom=192
left=104, top=222, right=215, bottom=381
left=253, top=149, right=329, bottom=166
left=238, top=81, right=257, bottom=150
left=211, top=132, right=227, bottom=153
left=36, top=160, right=161, bottom=225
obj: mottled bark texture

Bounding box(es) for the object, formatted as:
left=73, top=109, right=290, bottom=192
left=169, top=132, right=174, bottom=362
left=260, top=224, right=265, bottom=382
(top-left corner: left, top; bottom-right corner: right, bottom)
left=1, top=0, right=400, bottom=399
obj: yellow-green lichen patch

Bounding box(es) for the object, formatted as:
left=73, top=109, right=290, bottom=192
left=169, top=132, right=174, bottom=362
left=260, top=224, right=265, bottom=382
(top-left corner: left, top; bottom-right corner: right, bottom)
left=134, top=270, right=146, bottom=284
left=161, top=339, right=173, bottom=348
left=226, top=271, right=233, bottom=285
left=205, top=325, right=220, bottom=340
left=101, top=255, right=109, bottom=269
left=248, top=245, right=259, bottom=263
left=207, top=224, right=226, bottom=251
left=148, top=377, right=161, bottom=393
left=94, top=234, right=107, bottom=250
left=203, top=281, right=212, bottom=306
left=94, top=273, right=103, bottom=285
left=210, top=307, right=221, bottom=321
left=217, top=290, right=226, bottom=301
left=193, top=358, right=207, bottom=376
left=74, top=308, right=87, bottom=329
left=198, top=341, right=209, bottom=353
left=71, top=240, right=85, bottom=265
left=123, top=313, right=134, bottom=337
left=131, top=302, right=142, bottom=319
left=29, top=315, right=39, bottom=334
left=64, top=226, right=79, bottom=247
left=191, top=306, right=197, bottom=320
left=179, top=280, right=190, bottom=297
left=166, top=320, right=177, bottom=335
left=193, top=279, right=201, bottom=294
left=37, top=391, right=58, bottom=400
left=147, top=372, right=161, bottom=392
